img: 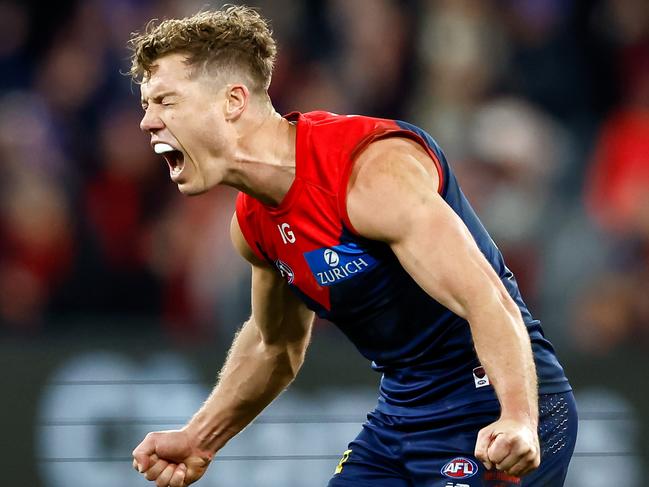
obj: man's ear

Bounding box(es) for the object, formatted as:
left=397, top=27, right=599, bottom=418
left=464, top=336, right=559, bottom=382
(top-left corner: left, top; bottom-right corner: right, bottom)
left=224, top=84, right=249, bottom=121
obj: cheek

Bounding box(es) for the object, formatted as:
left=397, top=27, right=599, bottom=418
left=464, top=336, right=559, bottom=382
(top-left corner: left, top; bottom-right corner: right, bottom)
left=176, top=104, right=227, bottom=156
left=198, top=119, right=228, bottom=149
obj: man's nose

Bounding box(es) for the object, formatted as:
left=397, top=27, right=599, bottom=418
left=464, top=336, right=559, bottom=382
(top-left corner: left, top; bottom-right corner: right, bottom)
left=140, top=109, right=164, bottom=133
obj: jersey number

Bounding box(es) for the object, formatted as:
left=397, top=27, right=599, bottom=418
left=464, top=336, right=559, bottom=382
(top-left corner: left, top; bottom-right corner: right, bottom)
left=278, top=223, right=296, bottom=244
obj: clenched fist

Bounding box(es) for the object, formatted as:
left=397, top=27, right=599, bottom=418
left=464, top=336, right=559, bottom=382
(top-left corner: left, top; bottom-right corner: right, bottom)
left=474, top=418, right=540, bottom=477
left=132, top=429, right=213, bottom=487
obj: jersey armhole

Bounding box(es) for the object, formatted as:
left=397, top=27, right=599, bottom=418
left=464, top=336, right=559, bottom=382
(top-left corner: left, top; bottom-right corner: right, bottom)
left=337, top=128, right=446, bottom=236
left=235, top=192, right=268, bottom=263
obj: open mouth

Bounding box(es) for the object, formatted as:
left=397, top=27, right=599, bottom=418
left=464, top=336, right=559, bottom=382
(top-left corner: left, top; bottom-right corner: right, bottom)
left=154, top=143, right=185, bottom=177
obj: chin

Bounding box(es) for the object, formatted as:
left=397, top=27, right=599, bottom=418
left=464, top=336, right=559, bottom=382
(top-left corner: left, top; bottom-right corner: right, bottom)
left=177, top=183, right=209, bottom=196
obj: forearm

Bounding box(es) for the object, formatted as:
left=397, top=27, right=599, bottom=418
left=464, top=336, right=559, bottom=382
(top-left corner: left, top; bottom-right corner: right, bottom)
left=184, top=318, right=307, bottom=456
left=467, top=293, right=538, bottom=425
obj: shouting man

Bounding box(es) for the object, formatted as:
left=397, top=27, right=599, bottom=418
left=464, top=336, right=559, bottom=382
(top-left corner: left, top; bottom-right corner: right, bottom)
left=130, top=6, right=576, bottom=487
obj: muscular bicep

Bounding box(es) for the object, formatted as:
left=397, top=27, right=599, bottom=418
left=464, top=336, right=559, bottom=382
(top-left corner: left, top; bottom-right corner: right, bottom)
left=250, top=264, right=314, bottom=345
left=230, top=213, right=314, bottom=344
left=346, top=139, right=514, bottom=320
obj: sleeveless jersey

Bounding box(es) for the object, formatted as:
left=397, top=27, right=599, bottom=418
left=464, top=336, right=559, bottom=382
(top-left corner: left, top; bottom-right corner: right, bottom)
left=236, top=111, right=571, bottom=416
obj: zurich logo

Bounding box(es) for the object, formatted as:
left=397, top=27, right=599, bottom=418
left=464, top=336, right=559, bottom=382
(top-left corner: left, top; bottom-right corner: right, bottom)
left=275, top=260, right=294, bottom=284
left=323, top=249, right=340, bottom=267
left=441, top=457, right=478, bottom=479
left=304, top=243, right=377, bottom=287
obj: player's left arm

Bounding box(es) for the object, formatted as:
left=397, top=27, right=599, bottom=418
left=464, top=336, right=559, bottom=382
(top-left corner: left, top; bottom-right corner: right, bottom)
left=346, top=137, right=540, bottom=477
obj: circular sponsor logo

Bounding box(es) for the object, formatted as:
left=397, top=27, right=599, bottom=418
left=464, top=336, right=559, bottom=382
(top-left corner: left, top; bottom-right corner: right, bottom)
left=275, top=260, right=294, bottom=284
left=441, top=457, right=478, bottom=479
left=323, top=249, right=340, bottom=267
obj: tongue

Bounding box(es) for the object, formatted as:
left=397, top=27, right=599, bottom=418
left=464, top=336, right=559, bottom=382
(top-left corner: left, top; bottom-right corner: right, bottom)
left=154, top=143, right=174, bottom=154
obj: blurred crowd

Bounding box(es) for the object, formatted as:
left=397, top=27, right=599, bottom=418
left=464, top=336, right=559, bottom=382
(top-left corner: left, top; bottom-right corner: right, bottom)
left=0, top=0, right=648, bottom=353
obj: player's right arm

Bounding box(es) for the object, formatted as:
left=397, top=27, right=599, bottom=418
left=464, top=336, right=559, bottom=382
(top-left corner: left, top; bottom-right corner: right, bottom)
left=132, top=214, right=315, bottom=487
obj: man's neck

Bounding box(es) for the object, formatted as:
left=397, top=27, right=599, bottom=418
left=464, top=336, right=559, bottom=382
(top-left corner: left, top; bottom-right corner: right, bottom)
left=223, top=109, right=297, bottom=207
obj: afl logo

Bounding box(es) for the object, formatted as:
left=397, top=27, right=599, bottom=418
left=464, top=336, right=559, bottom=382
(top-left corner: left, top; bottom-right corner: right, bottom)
left=323, top=249, right=340, bottom=267
left=441, top=457, right=478, bottom=479
left=275, top=260, right=294, bottom=284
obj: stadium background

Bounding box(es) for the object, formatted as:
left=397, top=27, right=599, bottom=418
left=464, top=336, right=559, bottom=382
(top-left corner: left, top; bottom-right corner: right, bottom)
left=0, top=0, right=648, bottom=485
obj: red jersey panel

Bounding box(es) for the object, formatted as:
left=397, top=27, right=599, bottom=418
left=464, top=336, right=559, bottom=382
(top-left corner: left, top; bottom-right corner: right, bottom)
left=235, top=111, right=442, bottom=313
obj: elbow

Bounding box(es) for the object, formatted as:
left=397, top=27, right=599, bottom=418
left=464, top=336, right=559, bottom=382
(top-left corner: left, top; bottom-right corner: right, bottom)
left=492, top=287, right=525, bottom=325
left=497, top=287, right=523, bottom=319
left=282, top=341, right=308, bottom=378
left=465, top=284, right=524, bottom=329
left=260, top=339, right=307, bottom=379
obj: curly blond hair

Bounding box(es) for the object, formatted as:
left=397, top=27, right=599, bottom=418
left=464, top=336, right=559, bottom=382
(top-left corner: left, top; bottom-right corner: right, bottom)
left=128, top=5, right=276, bottom=91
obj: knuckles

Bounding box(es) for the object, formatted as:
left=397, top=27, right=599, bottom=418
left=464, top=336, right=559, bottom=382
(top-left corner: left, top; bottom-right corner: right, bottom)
left=473, top=422, right=541, bottom=478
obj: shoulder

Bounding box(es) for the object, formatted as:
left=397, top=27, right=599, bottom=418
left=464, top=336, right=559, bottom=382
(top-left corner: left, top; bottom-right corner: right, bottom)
left=346, top=137, right=442, bottom=242
left=348, top=137, right=441, bottom=209
left=230, top=212, right=268, bottom=267
left=351, top=137, right=439, bottom=183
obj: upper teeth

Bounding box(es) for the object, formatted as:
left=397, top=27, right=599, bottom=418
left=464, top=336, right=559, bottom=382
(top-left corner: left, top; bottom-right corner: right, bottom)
left=154, top=143, right=175, bottom=154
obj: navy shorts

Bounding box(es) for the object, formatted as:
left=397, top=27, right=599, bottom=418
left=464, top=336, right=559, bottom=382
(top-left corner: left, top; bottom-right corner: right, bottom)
left=327, top=391, right=577, bottom=487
